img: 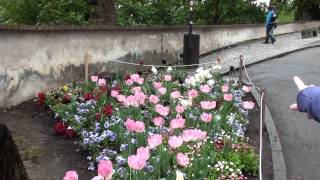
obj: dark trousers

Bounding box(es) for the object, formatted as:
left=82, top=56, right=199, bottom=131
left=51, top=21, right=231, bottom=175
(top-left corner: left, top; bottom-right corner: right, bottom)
left=265, top=25, right=275, bottom=43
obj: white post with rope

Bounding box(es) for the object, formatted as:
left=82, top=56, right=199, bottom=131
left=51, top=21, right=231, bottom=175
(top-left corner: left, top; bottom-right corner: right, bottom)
left=240, top=55, right=264, bottom=180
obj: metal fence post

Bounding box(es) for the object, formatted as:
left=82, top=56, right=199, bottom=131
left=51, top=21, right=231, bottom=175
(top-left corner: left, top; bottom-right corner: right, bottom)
left=239, top=55, right=244, bottom=84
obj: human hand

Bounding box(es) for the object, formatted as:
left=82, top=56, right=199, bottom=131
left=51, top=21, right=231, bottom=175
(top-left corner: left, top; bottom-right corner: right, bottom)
left=290, top=76, right=314, bottom=111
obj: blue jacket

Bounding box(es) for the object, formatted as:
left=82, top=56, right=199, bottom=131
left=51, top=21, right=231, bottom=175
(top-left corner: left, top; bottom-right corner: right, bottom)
left=266, top=11, right=274, bottom=26
left=297, top=86, right=320, bottom=122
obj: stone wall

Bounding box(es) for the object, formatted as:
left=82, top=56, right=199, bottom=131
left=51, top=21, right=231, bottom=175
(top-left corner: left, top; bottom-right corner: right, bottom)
left=0, top=21, right=320, bottom=107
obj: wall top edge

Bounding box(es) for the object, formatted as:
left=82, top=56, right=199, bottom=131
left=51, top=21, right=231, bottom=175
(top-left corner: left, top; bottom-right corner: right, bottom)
left=0, top=21, right=319, bottom=32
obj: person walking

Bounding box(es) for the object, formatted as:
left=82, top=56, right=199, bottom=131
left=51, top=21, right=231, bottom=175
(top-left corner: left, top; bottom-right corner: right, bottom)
left=264, top=6, right=276, bottom=44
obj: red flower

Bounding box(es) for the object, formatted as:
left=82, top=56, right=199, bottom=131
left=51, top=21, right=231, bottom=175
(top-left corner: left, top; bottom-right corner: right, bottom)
left=54, top=121, right=66, bottom=135
left=95, top=113, right=101, bottom=121
left=63, top=94, right=71, bottom=103
left=37, top=92, right=46, bottom=107
left=103, top=104, right=113, bottom=116
left=99, top=85, right=108, bottom=93
left=83, top=93, right=93, bottom=101
left=124, top=74, right=130, bottom=81
left=64, top=128, right=77, bottom=138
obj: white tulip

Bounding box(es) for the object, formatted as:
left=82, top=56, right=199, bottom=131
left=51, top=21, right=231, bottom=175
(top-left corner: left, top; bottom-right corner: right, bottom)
left=151, top=66, right=157, bottom=74
left=208, top=79, right=215, bottom=86
left=176, top=170, right=184, bottom=180
left=167, top=66, right=173, bottom=72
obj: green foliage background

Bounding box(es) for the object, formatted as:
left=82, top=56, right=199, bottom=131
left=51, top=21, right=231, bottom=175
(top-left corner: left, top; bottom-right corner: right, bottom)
left=0, top=0, right=318, bottom=25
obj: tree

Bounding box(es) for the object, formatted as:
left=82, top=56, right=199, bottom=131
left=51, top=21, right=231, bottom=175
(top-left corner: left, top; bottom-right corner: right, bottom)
left=91, top=0, right=117, bottom=25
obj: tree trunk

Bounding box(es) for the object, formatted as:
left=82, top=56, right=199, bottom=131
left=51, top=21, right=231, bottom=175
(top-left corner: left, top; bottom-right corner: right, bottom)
left=90, top=0, right=117, bottom=25
left=0, top=124, right=29, bottom=180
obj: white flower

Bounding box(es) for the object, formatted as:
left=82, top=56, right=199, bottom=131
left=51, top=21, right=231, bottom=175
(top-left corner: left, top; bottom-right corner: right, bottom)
left=151, top=66, right=157, bottom=74
left=216, top=168, right=220, bottom=171
left=91, top=176, right=103, bottom=180
left=229, top=168, right=233, bottom=172
left=176, top=170, right=184, bottom=180
left=167, top=66, right=173, bottom=72
left=212, top=65, right=222, bottom=70
left=207, top=79, right=215, bottom=86
left=205, top=73, right=213, bottom=79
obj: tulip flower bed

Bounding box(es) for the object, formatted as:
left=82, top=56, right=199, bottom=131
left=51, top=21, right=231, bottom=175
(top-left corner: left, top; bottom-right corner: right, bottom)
left=41, top=65, right=258, bottom=180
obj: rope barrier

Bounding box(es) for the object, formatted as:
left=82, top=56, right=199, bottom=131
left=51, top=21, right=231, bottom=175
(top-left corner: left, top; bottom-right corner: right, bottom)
left=259, top=91, right=265, bottom=180
left=95, top=56, right=239, bottom=68
left=241, top=56, right=264, bottom=180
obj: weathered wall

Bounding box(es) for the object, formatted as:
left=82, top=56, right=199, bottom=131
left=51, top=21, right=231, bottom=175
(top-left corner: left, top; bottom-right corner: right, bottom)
left=1, top=21, right=320, bottom=107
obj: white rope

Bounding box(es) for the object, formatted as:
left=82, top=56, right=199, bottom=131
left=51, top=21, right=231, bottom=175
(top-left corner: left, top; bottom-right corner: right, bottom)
left=96, top=56, right=239, bottom=68
left=241, top=56, right=264, bottom=180
left=259, top=91, right=264, bottom=180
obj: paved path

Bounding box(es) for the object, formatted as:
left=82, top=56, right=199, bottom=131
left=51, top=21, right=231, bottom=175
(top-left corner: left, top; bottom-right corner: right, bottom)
left=245, top=47, right=320, bottom=180
left=200, top=32, right=320, bottom=74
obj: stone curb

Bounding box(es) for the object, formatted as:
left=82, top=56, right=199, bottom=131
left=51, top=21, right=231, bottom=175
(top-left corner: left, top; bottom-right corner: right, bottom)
left=248, top=83, right=287, bottom=180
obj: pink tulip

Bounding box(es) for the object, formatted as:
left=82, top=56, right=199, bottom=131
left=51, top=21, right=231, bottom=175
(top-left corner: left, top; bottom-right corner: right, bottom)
left=125, top=79, right=134, bottom=86
left=182, top=129, right=207, bottom=142
left=137, top=147, right=150, bottom=161
left=200, top=101, right=216, bottom=110
left=222, top=85, right=229, bottom=93
left=128, top=154, right=146, bottom=170
left=170, top=90, right=181, bottom=99
left=170, top=116, right=185, bottom=129
left=148, top=134, right=163, bottom=149
left=97, top=160, right=113, bottom=180
left=149, top=95, right=160, bottom=104
left=132, top=86, right=142, bottom=93
left=242, top=101, right=255, bottom=110
left=116, top=94, right=126, bottom=102
left=176, top=153, right=189, bottom=167
left=201, top=112, right=213, bottom=123
left=155, top=104, right=170, bottom=117
left=224, top=94, right=233, bottom=102
left=168, top=136, right=183, bottom=149
left=91, top=176, right=103, bottom=180
left=98, top=79, right=106, bottom=87
left=175, top=105, right=185, bottom=114
left=153, top=82, right=162, bottom=89
left=111, top=90, right=119, bottom=98
left=158, top=87, right=167, bottom=95
left=125, top=118, right=136, bottom=132
left=153, top=116, right=165, bottom=127
left=200, top=84, right=211, bottom=93
left=137, top=78, right=144, bottom=85
left=242, top=85, right=252, bottom=93
left=187, top=89, right=198, bottom=98
left=130, top=74, right=140, bottom=82
left=63, top=171, right=78, bottom=180
left=90, top=76, right=98, bottom=82
left=134, top=121, right=145, bottom=133
left=164, top=75, right=172, bottom=81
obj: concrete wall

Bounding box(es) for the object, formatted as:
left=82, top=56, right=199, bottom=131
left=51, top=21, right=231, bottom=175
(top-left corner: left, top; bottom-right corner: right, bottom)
left=1, top=21, right=320, bottom=107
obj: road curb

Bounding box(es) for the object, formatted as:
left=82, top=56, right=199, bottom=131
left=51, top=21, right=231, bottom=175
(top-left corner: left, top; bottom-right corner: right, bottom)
left=248, top=81, right=287, bottom=180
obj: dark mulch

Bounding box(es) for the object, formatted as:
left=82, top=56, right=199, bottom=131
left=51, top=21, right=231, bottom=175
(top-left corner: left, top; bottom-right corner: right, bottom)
left=0, top=100, right=95, bottom=180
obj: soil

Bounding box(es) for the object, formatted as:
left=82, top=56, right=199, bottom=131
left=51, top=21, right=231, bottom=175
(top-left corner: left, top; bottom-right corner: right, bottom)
left=246, top=94, right=274, bottom=180
left=0, top=95, right=273, bottom=180
left=0, top=100, right=95, bottom=180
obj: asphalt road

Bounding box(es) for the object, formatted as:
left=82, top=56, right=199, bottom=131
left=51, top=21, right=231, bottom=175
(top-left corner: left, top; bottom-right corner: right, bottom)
left=245, top=47, right=320, bottom=180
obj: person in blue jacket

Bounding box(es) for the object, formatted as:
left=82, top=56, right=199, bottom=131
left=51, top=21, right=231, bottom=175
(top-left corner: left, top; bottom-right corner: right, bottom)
left=264, top=6, right=276, bottom=44
left=290, top=76, right=320, bottom=122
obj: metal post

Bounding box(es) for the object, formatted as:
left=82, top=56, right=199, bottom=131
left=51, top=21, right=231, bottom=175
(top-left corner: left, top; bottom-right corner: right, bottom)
left=188, top=0, right=193, bottom=35
left=84, top=52, right=89, bottom=82
left=259, top=88, right=266, bottom=180
left=239, top=55, right=244, bottom=84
